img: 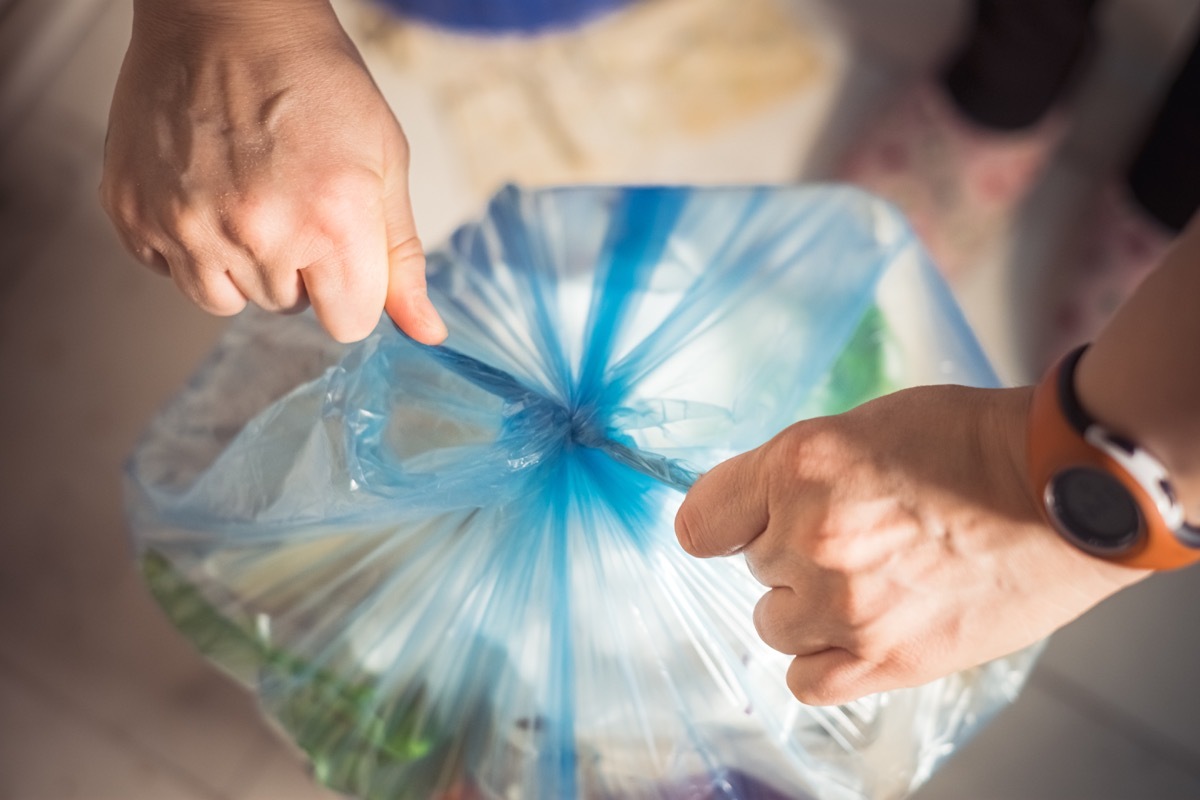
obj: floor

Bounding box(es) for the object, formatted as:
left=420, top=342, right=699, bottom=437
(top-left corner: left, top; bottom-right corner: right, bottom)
left=1, top=0, right=1200, bottom=798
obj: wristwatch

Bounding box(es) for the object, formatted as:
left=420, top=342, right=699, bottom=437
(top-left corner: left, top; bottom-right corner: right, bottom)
left=1027, top=344, right=1200, bottom=569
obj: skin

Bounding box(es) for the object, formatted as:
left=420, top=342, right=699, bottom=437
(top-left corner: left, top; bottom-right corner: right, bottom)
left=676, top=217, right=1200, bottom=707
left=101, top=0, right=1198, bottom=713
left=100, top=0, right=446, bottom=344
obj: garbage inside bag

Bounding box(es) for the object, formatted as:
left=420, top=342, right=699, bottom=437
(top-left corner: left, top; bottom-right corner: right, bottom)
left=126, top=184, right=1039, bottom=800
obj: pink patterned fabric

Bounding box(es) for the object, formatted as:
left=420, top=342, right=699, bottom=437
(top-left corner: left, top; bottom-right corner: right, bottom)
left=840, top=83, right=1066, bottom=282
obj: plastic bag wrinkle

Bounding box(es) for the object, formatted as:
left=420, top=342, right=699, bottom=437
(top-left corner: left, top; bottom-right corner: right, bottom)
left=127, top=184, right=1033, bottom=800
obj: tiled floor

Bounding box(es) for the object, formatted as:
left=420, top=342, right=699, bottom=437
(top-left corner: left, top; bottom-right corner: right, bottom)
left=1, top=1, right=1200, bottom=798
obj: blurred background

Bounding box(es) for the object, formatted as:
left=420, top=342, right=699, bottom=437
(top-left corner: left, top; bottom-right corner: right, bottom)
left=2, top=0, right=1200, bottom=797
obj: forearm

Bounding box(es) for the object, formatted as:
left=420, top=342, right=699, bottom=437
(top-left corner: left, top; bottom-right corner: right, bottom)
left=1076, top=215, right=1200, bottom=517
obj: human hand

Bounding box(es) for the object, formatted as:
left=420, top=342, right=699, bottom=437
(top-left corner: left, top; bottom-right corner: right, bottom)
left=100, top=0, right=446, bottom=344
left=675, top=385, right=1148, bottom=705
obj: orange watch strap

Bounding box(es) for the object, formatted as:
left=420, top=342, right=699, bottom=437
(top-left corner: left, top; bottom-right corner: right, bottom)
left=1027, top=349, right=1200, bottom=570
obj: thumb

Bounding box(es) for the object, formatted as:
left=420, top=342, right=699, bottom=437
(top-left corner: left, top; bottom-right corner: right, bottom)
left=382, top=160, right=447, bottom=345
left=675, top=446, right=770, bottom=558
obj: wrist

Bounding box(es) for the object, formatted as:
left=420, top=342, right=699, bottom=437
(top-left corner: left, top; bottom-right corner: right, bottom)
left=979, top=385, right=1042, bottom=521
left=132, top=0, right=341, bottom=53
left=950, top=387, right=1145, bottom=594
left=1028, top=345, right=1199, bottom=569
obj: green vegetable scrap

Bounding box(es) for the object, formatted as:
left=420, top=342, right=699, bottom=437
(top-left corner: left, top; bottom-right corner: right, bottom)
left=811, top=305, right=897, bottom=416
left=141, top=551, right=472, bottom=800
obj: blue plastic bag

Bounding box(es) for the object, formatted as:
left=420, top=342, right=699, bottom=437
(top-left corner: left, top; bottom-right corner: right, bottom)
left=127, top=185, right=1037, bottom=800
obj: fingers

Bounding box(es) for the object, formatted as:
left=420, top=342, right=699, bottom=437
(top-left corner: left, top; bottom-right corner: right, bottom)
left=112, top=227, right=248, bottom=314
left=103, top=187, right=255, bottom=315
left=301, top=213, right=389, bottom=344
left=221, top=236, right=309, bottom=314
left=184, top=229, right=302, bottom=315
left=675, top=447, right=770, bottom=558
left=159, top=243, right=249, bottom=317
left=786, top=649, right=878, bottom=706
left=753, top=587, right=833, bottom=656
left=108, top=219, right=171, bottom=277
left=141, top=247, right=172, bottom=276
left=100, top=183, right=170, bottom=276
left=146, top=233, right=302, bottom=318
left=103, top=111, right=441, bottom=344
left=381, top=143, right=446, bottom=345
left=754, top=573, right=893, bottom=705
left=228, top=267, right=308, bottom=315
left=184, top=269, right=249, bottom=317
left=385, top=233, right=446, bottom=345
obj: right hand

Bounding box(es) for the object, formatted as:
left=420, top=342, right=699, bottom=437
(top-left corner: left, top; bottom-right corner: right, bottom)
left=675, top=384, right=1147, bottom=705
left=100, top=0, right=446, bottom=344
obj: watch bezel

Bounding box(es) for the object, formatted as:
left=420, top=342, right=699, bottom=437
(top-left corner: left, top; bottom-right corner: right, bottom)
left=1043, top=465, right=1145, bottom=556
left=1029, top=344, right=1200, bottom=569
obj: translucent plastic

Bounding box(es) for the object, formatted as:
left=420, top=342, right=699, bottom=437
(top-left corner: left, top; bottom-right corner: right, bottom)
left=126, top=185, right=1039, bottom=800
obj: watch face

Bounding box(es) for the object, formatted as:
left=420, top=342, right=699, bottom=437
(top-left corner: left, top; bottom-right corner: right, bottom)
left=1047, top=466, right=1144, bottom=553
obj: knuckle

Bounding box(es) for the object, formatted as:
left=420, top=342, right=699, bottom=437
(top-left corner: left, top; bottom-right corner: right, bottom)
left=165, top=206, right=211, bottom=249
left=242, top=260, right=304, bottom=311
left=826, top=581, right=868, bottom=625
left=174, top=267, right=245, bottom=317
left=763, top=422, right=838, bottom=497
left=311, top=171, right=382, bottom=230
left=849, top=638, right=897, bottom=671
left=787, top=423, right=848, bottom=478
left=389, top=234, right=425, bottom=265
left=808, top=496, right=884, bottom=570
left=849, top=597, right=889, bottom=640
left=805, top=518, right=852, bottom=571
left=388, top=235, right=428, bottom=290
left=845, top=624, right=892, bottom=665
left=763, top=424, right=804, bottom=478
left=225, top=194, right=289, bottom=257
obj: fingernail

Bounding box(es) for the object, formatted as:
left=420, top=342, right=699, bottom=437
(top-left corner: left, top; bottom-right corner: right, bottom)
left=418, top=295, right=448, bottom=344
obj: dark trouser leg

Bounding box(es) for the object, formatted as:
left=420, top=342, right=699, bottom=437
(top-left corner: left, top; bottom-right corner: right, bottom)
left=1126, top=37, right=1200, bottom=232
left=941, top=0, right=1101, bottom=130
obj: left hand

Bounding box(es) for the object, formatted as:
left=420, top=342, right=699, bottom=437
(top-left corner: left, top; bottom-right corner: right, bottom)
left=674, top=384, right=1148, bottom=705
left=100, top=0, right=446, bottom=344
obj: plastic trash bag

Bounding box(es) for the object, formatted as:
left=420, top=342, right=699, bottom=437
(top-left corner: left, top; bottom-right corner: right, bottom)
left=126, top=184, right=1038, bottom=800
